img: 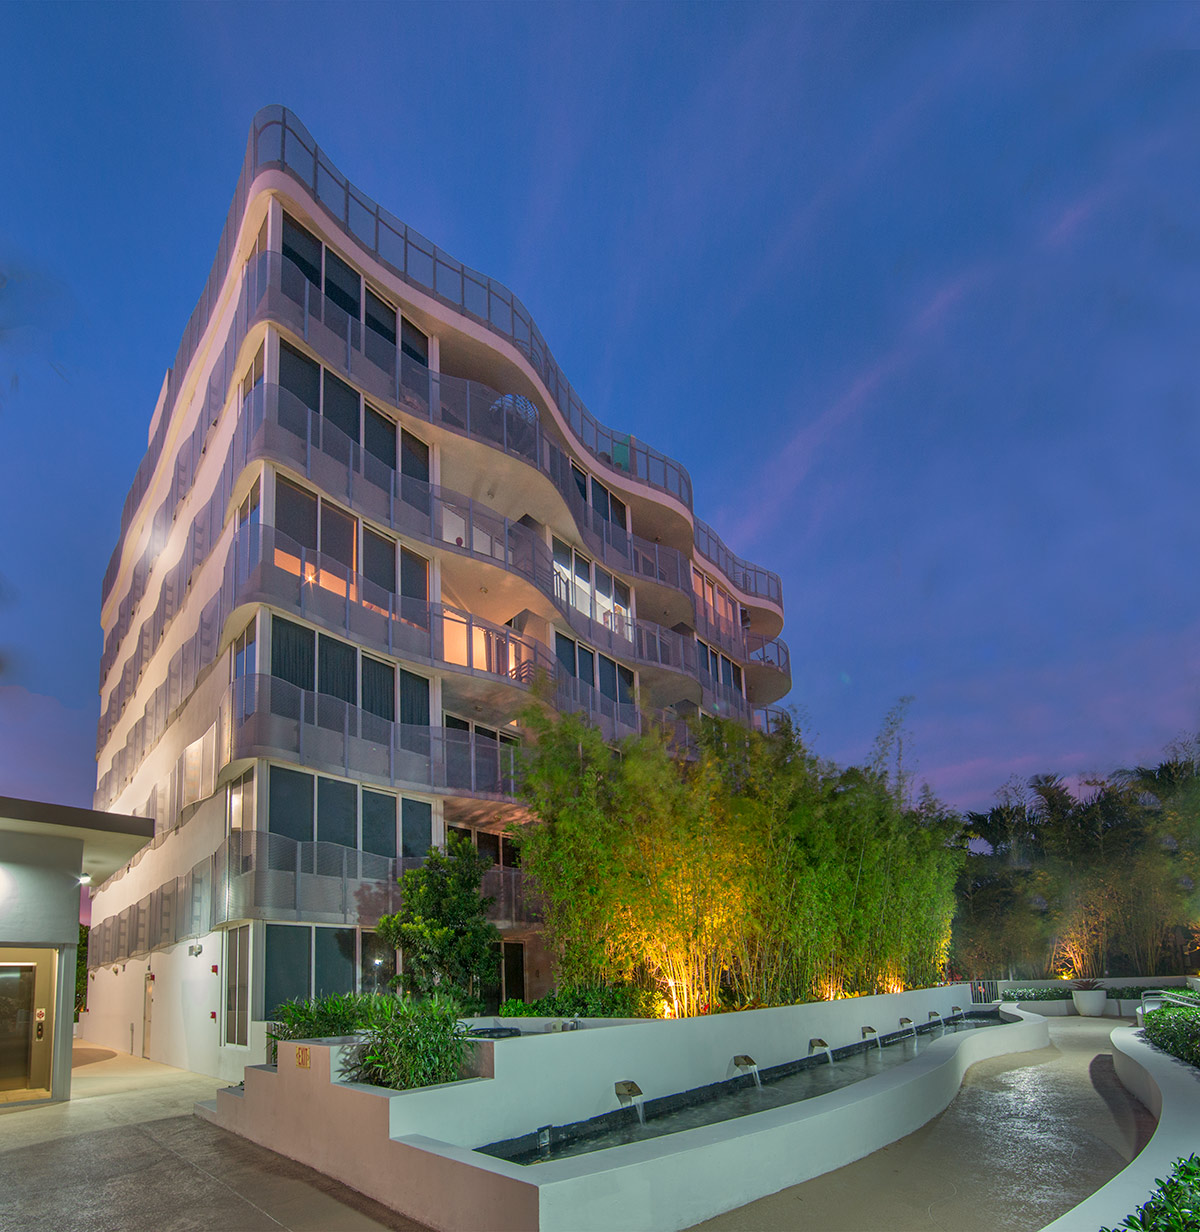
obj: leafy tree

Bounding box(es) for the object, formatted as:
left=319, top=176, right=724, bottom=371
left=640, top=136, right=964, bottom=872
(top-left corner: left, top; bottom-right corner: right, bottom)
left=377, top=836, right=500, bottom=1014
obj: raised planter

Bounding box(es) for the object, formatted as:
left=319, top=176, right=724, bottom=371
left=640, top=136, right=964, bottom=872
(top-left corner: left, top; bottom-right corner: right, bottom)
left=1071, top=990, right=1107, bottom=1017
left=199, top=989, right=1050, bottom=1232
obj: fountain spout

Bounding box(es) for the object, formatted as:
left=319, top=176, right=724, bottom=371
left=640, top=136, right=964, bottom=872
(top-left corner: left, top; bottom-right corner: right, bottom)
left=861, top=1025, right=881, bottom=1051
left=808, top=1038, right=835, bottom=1065
left=732, top=1054, right=762, bottom=1089
left=615, top=1079, right=646, bottom=1125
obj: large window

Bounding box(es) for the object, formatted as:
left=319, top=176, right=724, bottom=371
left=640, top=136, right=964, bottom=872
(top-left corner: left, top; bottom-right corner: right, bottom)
left=274, top=476, right=426, bottom=615
left=552, top=537, right=631, bottom=629
left=266, top=765, right=435, bottom=863
left=693, top=568, right=741, bottom=643
left=263, top=924, right=396, bottom=1017
left=696, top=637, right=743, bottom=696
left=224, top=924, right=250, bottom=1047
left=554, top=633, right=634, bottom=705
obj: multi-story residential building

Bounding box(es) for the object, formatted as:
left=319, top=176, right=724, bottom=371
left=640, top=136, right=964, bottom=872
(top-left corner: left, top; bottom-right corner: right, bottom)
left=84, top=108, right=790, bottom=1081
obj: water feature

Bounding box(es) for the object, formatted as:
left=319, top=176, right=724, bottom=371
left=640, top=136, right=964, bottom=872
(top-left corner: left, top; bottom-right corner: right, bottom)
left=732, top=1055, right=762, bottom=1089
left=482, top=1011, right=1004, bottom=1166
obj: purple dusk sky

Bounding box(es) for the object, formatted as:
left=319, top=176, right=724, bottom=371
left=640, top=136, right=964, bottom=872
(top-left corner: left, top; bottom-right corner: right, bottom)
left=2, top=2, right=1199, bottom=813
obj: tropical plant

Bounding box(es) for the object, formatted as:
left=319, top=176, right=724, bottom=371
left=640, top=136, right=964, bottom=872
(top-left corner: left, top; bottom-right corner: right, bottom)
left=1100, top=1154, right=1200, bottom=1232
left=345, top=992, right=470, bottom=1090
left=377, top=836, right=500, bottom=1014
left=498, top=983, right=663, bottom=1019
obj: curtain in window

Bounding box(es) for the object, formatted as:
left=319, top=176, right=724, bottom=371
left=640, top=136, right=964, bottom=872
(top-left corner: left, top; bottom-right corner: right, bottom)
left=362, top=656, right=395, bottom=722
left=271, top=618, right=315, bottom=690
left=268, top=766, right=313, bottom=842
left=399, top=670, right=430, bottom=726
left=318, top=635, right=357, bottom=704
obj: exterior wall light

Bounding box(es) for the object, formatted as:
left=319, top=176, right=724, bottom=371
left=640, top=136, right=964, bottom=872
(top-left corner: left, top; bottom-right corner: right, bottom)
left=188, top=944, right=204, bottom=957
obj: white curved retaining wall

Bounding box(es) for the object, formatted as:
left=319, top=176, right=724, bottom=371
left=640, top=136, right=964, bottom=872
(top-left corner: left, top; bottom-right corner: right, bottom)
left=201, top=988, right=1049, bottom=1232
left=1039, top=1025, right=1200, bottom=1232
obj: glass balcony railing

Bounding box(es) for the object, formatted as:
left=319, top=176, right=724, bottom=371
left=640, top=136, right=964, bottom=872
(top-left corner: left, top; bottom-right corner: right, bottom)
left=102, top=108, right=783, bottom=623
left=87, top=833, right=537, bottom=972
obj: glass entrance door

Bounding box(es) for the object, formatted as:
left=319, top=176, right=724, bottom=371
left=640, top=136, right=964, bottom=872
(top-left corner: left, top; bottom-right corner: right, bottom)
left=0, top=966, right=35, bottom=1092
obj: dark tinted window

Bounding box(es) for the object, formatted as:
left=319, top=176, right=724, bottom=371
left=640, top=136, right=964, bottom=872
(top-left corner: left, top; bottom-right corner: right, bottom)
left=618, top=664, right=635, bottom=705
left=317, top=777, right=356, bottom=847
left=275, top=478, right=318, bottom=551
left=282, top=215, right=321, bottom=286
left=365, top=405, right=396, bottom=469
left=365, top=288, right=397, bottom=344
left=598, top=654, right=618, bottom=702
left=399, top=669, right=429, bottom=726
left=555, top=632, right=576, bottom=676
left=279, top=341, right=320, bottom=411
left=363, top=527, right=396, bottom=592
left=362, top=791, right=397, bottom=858
left=401, top=798, right=433, bottom=858
left=477, top=831, right=500, bottom=866
left=400, top=548, right=427, bottom=601
left=324, top=249, right=360, bottom=318
left=401, top=318, right=428, bottom=365
left=572, top=465, right=587, bottom=503
left=362, top=656, right=395, bottom=722
left=264, top=924, right=311, bottom=1016
left=400, top=430, right=429, bottom=481
left=322, top=370, right=360, bottom=444
left=318, top=635, right=357, bottom=704
left=314, top=928, right=356, bottom=997
left=320, top=502, right=355, bottom=569
left=271, top=618, right=315, bottom=690
left=609, top=493, right=627, bottom=530
left=268, top=766, right=313, bottom=842
left=577, top=645, right=595, bottom=688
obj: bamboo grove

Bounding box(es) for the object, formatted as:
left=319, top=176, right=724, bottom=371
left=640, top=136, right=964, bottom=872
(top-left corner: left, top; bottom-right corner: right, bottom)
left=515, top=705, right=962, bottom=1017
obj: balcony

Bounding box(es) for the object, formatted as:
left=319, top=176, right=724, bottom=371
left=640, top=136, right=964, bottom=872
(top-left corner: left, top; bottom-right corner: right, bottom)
left=86, top=832, right=537, bottom=972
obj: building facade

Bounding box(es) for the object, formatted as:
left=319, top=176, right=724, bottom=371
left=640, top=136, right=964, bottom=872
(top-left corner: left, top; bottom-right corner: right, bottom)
left=85, top=107, right=790, bottom=1081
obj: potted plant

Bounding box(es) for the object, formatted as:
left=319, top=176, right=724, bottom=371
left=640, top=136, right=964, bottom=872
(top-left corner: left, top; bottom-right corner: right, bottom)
left=1071, top=979, right=1107, bottom=1016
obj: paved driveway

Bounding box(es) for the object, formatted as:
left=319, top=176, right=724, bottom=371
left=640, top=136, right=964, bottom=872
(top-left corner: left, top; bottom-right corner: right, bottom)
left=0, top=1043, right=433, bottom=1232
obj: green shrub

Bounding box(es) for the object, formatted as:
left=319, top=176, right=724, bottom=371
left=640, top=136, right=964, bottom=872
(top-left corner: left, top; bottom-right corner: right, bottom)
left=1003, top=986, right=1073, bottom=1001
left=346, top=993, right=470, bottom=1090
left=267, top=992, right=393, bottom=1061
left=1142, top=1006, right=1200, bottom=1068
left=1108, top=986, right=1200, bottom=1003
left=498, top=984, right=663, bottom=1019
left=1100, top=1153, right=1200, bottom=1231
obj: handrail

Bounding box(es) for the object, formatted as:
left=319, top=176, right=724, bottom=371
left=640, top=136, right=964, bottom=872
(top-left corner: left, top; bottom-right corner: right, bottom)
left=99, top=379, right=780, bottom=743
left=1139, top=990, right=1197, bottom=1014
left=102, top=108, right=784, bottom=622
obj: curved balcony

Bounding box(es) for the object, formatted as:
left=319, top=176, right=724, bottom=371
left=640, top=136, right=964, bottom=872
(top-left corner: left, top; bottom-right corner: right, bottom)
left=743, top=632, right=792, bottom=707
left=102, top=109, right=783, bottom=643
left=224, top=674, right=519, bottom=799
left=694, top=518, right=784, bottom=625
left=87, top=835, right=536, bottom=971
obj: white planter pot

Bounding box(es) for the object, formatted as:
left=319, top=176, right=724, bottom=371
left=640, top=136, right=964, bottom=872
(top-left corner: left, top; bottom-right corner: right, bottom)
left=1072, top=990, right=1107, bottom=1016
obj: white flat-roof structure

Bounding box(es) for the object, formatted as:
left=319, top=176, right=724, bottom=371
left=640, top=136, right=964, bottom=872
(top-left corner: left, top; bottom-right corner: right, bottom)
left=0, top=795, right=151, bottom=1104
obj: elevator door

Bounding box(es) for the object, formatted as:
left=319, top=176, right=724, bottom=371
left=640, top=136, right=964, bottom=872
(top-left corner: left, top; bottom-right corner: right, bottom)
left=0, top=966, right=35, bottom=1092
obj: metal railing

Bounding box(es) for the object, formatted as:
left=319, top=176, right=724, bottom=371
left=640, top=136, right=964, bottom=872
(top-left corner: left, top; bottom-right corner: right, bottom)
left=87, top=834, right=537, bottom=970
left=97, top=378, right=784, bottom=769
left=101, top=107, right=785, bottom=624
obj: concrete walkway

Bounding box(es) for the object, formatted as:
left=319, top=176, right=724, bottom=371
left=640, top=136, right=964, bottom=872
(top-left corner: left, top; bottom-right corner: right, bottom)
left=0, top=1042, right=434, bottom=1232
left=691, top=1015, right=1156, bottom=1232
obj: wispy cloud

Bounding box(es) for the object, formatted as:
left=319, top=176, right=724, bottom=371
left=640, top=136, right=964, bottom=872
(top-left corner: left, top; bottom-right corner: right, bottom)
left=720, top=264, right=986, bottom=548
